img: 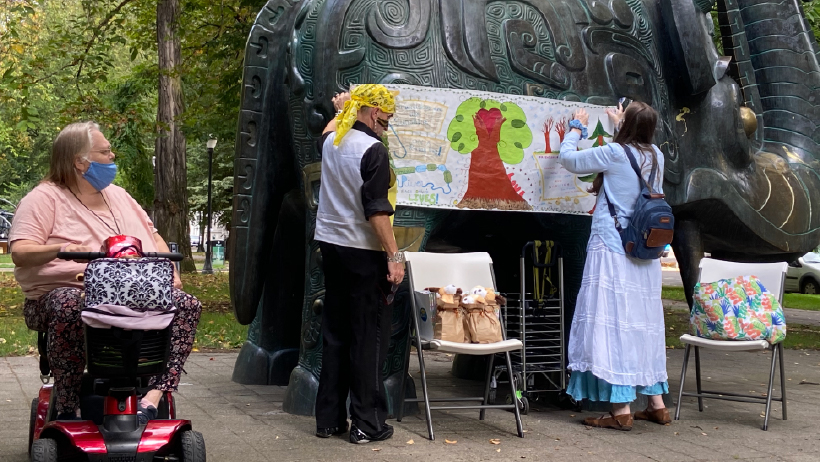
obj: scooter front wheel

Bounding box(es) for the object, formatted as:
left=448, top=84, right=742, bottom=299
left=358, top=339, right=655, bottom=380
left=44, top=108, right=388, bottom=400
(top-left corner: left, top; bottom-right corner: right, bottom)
left=180, top=430, right=206, bottom=462
left=30, top=438, right=58, bottom=462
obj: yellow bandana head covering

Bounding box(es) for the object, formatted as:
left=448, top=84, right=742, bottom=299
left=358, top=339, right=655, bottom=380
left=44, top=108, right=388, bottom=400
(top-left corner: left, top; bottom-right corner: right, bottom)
left=334, top=84, right=396, bottom=146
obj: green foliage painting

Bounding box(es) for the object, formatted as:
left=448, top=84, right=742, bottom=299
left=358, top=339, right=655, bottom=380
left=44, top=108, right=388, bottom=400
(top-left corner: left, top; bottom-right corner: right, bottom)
left=447, top=98, right=532, bottom=210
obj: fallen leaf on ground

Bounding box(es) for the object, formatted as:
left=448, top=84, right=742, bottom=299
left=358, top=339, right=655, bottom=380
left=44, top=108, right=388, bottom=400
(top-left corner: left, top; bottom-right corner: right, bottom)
left=445, top=439, right=457, bottom=444
left=496, top=449, right=501, bottom=452
left=372, top=448, right=381, bottom=451
left=569, top=414, right=575, bottom=417
left=701, top=432, right=707, bottom=436
left=406, top=439, right=414, bottom=445
left=209, top=357, right=214, bottom=361
left=489, top=439, right=500, bottom=445
left=674, top=432, right=680, bottom=435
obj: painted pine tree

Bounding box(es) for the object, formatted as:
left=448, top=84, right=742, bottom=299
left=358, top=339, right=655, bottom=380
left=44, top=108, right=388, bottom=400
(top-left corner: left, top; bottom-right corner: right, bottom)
left=588, top=119, right=612, bottom=147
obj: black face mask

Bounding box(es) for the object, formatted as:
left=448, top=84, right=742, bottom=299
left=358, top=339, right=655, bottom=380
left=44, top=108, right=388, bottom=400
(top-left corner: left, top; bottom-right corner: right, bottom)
left=376, top=118, right=390, bottom=129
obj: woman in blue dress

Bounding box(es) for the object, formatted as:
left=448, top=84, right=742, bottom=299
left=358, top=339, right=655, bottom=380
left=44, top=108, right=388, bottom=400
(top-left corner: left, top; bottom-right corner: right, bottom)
left=559, top=102, right=670, bottom=431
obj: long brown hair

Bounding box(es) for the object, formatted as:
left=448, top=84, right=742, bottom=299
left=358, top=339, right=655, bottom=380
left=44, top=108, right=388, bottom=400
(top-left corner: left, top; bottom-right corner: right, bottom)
left=588, top=101, right=659, bottom=195
left=44, top=121, right=99, bottom=192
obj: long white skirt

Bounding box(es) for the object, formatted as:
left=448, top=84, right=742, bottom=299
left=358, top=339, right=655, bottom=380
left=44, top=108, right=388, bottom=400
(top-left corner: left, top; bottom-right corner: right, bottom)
left=567, top=235, right=668, bottom=386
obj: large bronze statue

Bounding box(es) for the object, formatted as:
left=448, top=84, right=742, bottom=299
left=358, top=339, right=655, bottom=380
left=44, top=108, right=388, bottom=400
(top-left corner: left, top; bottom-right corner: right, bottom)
left=229, top=0, right=820, bottom=416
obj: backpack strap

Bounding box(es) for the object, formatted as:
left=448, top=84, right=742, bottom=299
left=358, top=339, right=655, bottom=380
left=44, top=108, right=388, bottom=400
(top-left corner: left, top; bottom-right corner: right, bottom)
left=602, top=144, right=657, bottom=233
left=623, top=145, right=657, bottom=193
left=603, top=186, right=623, bottom=233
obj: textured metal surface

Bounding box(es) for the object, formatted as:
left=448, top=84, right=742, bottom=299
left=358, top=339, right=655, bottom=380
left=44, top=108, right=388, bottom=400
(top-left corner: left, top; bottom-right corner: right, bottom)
left=230, top=0, right=820, bottom=412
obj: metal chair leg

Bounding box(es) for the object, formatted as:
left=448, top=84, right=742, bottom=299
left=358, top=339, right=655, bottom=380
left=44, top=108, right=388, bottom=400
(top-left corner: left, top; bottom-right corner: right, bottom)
left=778, top=343, right=787, bottom=421
left=480, top=354, right=494, bottom=421
left=417, top=343, right=434, bottom=440
left=763, top=344, right=778, bottom=431
left=396, top=336, right=413, bottom=422
left=694, top=346, right=704, bottom=412
left=505, top=351, right=524, bottom=438
left=675, top=344, right=692, bottom=421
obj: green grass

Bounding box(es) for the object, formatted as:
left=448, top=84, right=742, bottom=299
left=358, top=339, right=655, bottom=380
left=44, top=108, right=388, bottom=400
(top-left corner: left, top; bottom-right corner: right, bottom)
left=0, top=253, right=12, bottom=268
left=662, top=286, right=686, bottom=302
left=783, top=293, right=820, bottom=311
left=191, top=252, right=227, bottom=271
left=0, top=316, right=37, bottom=356
left=180, top=272, right=231, bottom=309
left=193, top=311, right=247, bottom=350
left=664, top=309, right=820, bottom=350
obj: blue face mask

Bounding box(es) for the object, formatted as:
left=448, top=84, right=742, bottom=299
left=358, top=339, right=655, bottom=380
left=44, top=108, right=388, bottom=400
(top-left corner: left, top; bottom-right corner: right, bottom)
left=82, top=161, right=117, bottom=191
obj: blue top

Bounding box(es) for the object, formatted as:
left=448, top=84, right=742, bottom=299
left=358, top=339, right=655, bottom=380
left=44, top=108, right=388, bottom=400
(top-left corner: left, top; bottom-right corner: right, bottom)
left=558, top=130, right=665, bottom=255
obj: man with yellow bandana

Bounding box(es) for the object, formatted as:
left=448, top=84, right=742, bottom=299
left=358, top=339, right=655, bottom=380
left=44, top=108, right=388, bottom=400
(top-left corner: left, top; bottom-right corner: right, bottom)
left=314, top=84, right=404, bottom=444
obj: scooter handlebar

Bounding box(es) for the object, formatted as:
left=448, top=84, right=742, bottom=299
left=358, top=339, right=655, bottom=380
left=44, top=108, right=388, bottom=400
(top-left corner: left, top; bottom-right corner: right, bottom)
left=57, top=252, right=106, bottom=260
left=143, top=252, right=184, bottom=261
left=57, top=252, right=184, bottom=261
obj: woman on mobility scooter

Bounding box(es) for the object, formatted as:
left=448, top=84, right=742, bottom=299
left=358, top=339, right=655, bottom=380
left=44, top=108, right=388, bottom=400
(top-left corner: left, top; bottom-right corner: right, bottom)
left=9, top=121, right=202, bottom=424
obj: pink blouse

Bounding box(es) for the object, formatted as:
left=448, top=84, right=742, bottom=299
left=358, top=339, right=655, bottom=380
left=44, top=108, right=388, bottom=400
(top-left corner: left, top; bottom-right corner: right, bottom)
left=9, top=182, right=159, bottom=299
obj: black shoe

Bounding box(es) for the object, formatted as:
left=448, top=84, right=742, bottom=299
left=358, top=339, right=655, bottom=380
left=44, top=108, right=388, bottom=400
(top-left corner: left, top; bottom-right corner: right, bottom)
left=316, top=421, right=349, bottom=438
left=349, top=423, right=394, bottom=444
left=137, top=402, right=158, bottom=425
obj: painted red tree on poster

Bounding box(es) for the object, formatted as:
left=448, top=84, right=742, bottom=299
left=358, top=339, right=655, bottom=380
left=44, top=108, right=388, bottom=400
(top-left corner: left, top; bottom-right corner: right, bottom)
left=542, top=117, right=555, bottom=153
left=447, top=97, right=533, bottom=210
left=555, top=117, right=568, bottom=143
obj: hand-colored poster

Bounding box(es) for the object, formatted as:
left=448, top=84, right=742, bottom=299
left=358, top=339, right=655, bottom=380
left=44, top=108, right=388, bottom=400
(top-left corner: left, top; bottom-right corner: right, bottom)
left=384, top=84, right=616, bottom=215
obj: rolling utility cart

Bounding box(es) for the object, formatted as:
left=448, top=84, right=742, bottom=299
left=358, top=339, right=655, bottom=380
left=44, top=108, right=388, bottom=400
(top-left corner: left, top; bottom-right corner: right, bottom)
left=489, top=241, right=565, bottom=414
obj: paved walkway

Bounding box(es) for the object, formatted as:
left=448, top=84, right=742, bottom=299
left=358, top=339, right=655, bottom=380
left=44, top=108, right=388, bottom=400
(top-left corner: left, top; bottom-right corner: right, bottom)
left=2, top=349, right=819, bottom=461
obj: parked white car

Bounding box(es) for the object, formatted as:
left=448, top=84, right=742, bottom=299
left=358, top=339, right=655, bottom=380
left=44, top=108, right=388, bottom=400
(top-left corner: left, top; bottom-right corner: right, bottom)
left=785, top=252, right=820, bottom=294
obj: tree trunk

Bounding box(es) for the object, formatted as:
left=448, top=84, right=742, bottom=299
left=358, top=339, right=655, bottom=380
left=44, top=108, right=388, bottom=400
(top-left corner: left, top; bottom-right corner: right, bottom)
left=155, top=0, right=195, bottom=272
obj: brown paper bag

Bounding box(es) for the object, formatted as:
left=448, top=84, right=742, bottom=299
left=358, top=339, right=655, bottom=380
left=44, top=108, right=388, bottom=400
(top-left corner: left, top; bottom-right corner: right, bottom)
left=436, top=306, right=464, bottom=343
left=435, top=295, right=464, bottom=343
left=466, top=305, right=503, bottom=344
left=461, top=303, right=484, bottom=343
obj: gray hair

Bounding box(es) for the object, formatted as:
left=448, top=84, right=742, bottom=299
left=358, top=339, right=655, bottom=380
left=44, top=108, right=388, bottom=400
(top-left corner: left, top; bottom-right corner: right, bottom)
left=45, top=121, right=102, bottom=191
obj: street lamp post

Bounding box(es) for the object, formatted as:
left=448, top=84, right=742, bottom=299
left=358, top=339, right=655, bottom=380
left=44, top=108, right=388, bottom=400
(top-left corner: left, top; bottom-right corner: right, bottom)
left=202, top=137, right=217, bottom=275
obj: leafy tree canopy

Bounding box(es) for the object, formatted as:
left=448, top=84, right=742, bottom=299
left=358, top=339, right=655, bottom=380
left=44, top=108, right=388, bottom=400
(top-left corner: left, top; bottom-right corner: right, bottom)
left=0, top=0, right=260, bottom=232
left=447, top=97, right=532, bottom=164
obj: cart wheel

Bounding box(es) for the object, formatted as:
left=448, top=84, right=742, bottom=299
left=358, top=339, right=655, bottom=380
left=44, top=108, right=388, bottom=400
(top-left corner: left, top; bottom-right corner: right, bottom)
left=519, top=397, right=530, bottom=415
left=28, top=398, right=38, bottom=454
left=488, top=388, right=496, bottom=405
left=30, top=438, right=58, bottom=462
left=180, top=430, right=206, bottom=462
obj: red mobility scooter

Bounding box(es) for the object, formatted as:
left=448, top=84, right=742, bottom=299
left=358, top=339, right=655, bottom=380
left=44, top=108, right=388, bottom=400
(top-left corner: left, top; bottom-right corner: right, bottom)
left=28, top=235, right=206, bottom=462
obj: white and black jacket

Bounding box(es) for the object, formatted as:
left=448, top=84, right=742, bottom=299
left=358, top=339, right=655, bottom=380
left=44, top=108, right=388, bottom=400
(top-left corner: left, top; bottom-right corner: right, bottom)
left=315, top=121, right=394, bottom=251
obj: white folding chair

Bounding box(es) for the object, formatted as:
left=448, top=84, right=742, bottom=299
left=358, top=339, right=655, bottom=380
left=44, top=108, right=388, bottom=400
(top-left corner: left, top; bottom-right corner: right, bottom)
left=675, top=258, right=788, bottom=430
left=396, top=252, right=524, bottom=440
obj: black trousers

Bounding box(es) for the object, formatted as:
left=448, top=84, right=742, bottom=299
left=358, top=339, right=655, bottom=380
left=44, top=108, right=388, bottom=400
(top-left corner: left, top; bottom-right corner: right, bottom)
left=316, top=242, right=393, bottom=435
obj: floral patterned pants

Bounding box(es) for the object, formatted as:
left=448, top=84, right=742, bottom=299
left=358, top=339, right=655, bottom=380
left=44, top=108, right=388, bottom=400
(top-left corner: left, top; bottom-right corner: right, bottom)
left=24, top=287, right=202, bottom=415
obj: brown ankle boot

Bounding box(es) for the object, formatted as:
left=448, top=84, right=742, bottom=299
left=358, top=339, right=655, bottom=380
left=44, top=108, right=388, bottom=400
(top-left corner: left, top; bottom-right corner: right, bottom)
left=583, top=412, right=633, bottom=431
left=634, top=407, right=671, bottom=425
